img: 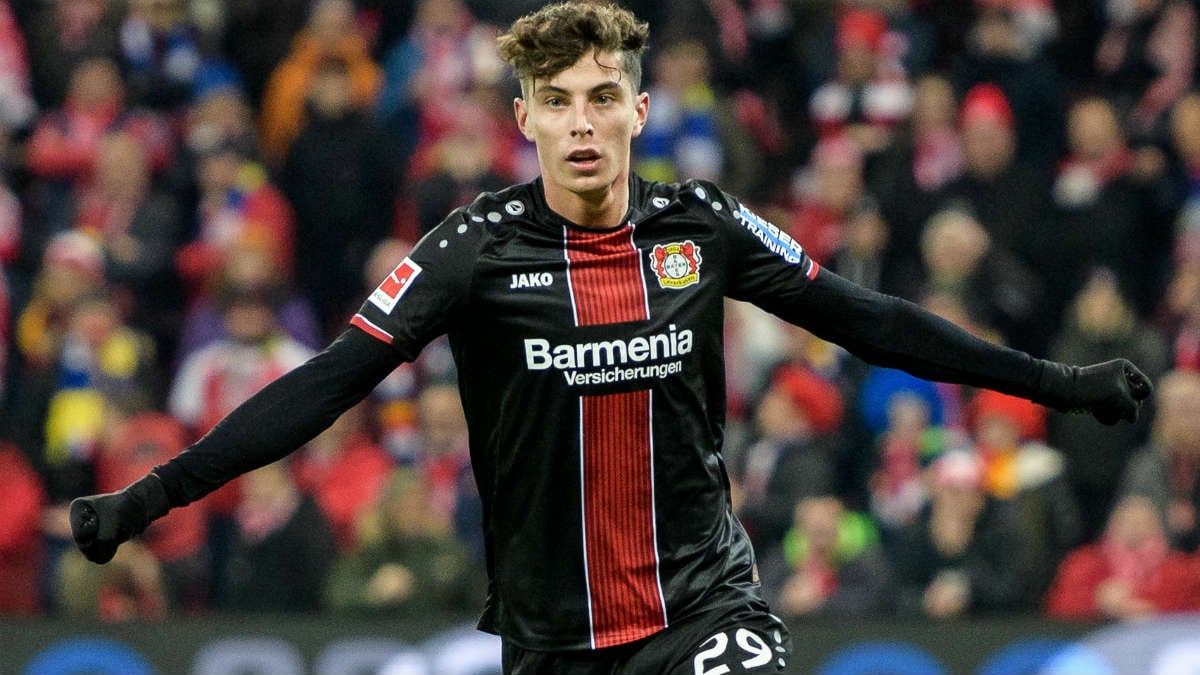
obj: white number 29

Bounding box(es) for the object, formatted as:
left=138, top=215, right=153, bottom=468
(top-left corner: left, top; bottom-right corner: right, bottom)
left=693, top=628, right=774, bottom=675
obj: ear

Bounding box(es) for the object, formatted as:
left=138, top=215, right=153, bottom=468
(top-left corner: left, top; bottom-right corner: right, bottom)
left=514, top=97, right=534, bottom=141
left=631, top=91, right=649, bottom=138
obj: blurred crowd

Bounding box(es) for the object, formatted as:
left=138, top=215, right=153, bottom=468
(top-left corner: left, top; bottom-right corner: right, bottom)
left=2, top=0, right=1200, bottom=625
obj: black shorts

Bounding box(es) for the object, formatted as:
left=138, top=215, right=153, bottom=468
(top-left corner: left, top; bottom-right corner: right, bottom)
left=502, top=604, right=792, bottom=675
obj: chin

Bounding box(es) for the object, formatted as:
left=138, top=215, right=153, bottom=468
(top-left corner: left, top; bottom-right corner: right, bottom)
left=564, top=175, right=611, bottom=195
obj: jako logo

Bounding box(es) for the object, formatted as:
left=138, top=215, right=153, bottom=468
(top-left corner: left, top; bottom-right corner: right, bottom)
left=510, top=272, right=553, bottom=289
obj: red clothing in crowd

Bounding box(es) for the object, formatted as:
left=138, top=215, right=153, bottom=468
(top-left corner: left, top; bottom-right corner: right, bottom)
left=290, top=432, right=394, bottom=550
left=26, top=99, right=174, bottom=182
left=94, top=413, right=206, bottom=564
left=0, top=443, right=46, bottom=614
left=1044, top=540, right=1200, bottom=619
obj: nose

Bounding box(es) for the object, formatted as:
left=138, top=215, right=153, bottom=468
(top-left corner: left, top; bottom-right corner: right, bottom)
left=570, top=102, right=594, bottom=137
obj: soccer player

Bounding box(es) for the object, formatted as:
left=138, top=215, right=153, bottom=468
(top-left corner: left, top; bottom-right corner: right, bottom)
left=70, top=3, right=1152, bottom=673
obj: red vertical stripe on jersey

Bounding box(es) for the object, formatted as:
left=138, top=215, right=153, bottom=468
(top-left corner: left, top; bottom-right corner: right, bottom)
left=581, top=390, right=665, bottom=648
left=565, top=224, right=649, bottom=326
left=564, top=224, right=662, bottom=647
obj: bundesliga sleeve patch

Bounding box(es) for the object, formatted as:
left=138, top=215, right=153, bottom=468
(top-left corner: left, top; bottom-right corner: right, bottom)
left=368, top=257, right=422, bottom=314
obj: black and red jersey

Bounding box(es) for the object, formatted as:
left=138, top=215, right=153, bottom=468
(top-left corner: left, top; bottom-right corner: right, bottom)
left=154, top=173, right=1057, bottom=652
left=350, top=175, right=818, bottom=650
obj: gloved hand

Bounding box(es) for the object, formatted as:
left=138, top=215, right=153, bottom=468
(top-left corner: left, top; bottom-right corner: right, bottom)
left=1035, top=358, right=1154, bottom=425
left=70, top=474, right=171, bottom=564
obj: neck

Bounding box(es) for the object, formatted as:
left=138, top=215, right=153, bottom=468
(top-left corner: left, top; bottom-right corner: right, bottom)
left=544, top=174, right=630, bottom=229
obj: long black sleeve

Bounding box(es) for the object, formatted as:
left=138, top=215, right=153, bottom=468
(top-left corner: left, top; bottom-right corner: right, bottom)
left=152, top=327, right=401, bottom=507
left=783, top=269, right=1056, bottom=400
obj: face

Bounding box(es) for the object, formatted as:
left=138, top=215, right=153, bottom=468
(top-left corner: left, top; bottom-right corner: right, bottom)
left=1171, top=95, right=1200, bottom=162
left=797, top=497, right=843, bottom=557
left=1068, top=99, right=1122, bottom=160
left=514, top=49, right=648, bottom=223
left=961, top=120, right=1014, bottom=178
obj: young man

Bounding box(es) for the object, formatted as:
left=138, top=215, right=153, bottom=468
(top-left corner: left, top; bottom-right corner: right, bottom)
left=71, top=3, right=1152, bottom=673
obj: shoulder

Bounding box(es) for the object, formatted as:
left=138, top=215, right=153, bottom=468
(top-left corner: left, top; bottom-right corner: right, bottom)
left=459, top=181, right=539, bottom=226
left=630, top=175, right=745, bottom=228
left=640, top=176, right=734, bottom=207
left=419, top=181, right=533, bottom=255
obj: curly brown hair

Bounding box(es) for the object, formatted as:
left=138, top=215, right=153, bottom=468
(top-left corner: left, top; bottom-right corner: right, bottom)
left=497, top=1, right=649, bottom=96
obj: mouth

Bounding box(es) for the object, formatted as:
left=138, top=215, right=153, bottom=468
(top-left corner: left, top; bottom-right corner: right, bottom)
left=566, top=149, right=602, bottom=170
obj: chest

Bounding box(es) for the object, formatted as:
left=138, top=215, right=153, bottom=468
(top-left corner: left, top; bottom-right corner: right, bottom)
left=469, top=221, right=724, bottom=339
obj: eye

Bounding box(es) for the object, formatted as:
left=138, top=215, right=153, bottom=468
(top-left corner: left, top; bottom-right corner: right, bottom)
left=544, top=96, right=564, bottom=107
left=596, top=94, right=615, bottom=105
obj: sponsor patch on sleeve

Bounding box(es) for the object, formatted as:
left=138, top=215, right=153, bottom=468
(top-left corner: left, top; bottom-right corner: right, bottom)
left=733, top=204, right=807, bottom=265
left=368, top=257, right=422, bottom=314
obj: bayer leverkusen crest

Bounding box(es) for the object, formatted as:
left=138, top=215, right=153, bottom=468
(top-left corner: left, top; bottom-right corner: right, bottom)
left=650, top=241, right=702, bottom=289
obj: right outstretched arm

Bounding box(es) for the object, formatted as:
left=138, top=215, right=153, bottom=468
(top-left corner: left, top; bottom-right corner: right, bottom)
left=71, top=326, right=399, bottom=563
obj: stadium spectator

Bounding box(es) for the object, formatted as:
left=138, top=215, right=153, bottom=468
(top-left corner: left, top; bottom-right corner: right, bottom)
left=786, top=134, right=871, bottom=266
left=1118, top=370, right=1200, bottom=551
left=759, top=495, right=894, bottom=619
left=23, top=56, right=175, bottom=263
left=76, top=130, right=185, bottom=361
left=290, top=402, right=394, bottom=552
left=951, top=0, right=1066, bottom=173
left=890, top=449, right=1035, bottom=617
left=1045, top=494, right=1200, bottom=620
left=12, top=231, right=105, bottom=376
left=161, top=67, right=254, bottom=228
left=39, top=289, right=160, bottom=496
left=323, top=467, right=485, bottom=617
left=118, top=0, right=205, bottom=111
left=934, top=82, right=1053, bottom=349
left=176, top=236, right=321, bottom=366
left=861, top=369, right=951, bottom=544
left=1094, top=0, right=1196, bottom=137
left=870, top=73, right=964, bottom=278
left=1047, top=269, right=1169, bottom=539
left=174, top=134, right=295, bottom=294
left=808, top=6, right=912, bottom=159
left=409, top=100, right=510, bottom=237
left=0, top=441, right=46, bottom=615
left=966, top=389, right=1083, bottom=599
left=167, top=275, right=315, bottom=439
left=257, top=0, right=383, bottom=167
left=22, top=0, right=122, bottom=108
left=909, top=204, right=1044, bottom=352
left=167, top=273, right=316, bottom=599
left=635, top=39, right=724, bottom=185
left=0, top=0, right=37, bottom=133
left=1046, top=95, right=1169, bottom=318
left=278, top=53, right=401, bottom=335
left=376, top=0, right=504, bottom=168
left=219, top=459, right=336, bottom=612
left=734, top=362, right=844, bottom=550
left=414, top=382, right=472, bottom=533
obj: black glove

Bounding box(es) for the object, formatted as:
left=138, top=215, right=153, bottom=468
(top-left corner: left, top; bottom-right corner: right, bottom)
left=1035, top=358, right=1154, bottom=425
left=70, top=474, right=171, bottom=564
